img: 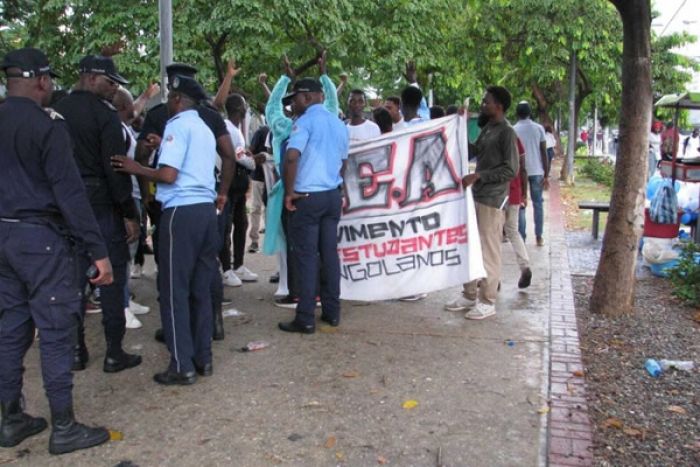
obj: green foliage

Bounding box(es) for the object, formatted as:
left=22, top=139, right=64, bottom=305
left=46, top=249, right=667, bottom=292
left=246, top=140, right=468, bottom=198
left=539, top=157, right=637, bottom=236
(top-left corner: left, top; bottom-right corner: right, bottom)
left=575, top=142, right=588, bottom=156
left=668, top=242, right=700, bottom=307
left=0, top=0, right=696, bottom=120
left=578, top=157, right=614, bottom=187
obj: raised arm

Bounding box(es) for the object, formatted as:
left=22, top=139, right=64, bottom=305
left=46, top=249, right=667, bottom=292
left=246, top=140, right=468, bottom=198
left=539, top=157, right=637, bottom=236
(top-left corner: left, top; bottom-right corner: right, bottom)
left=213, top=58, right=240, bottom=112
left=318, top=51, right=339, bottom=115
left=132, top=83, right=160, bottom=119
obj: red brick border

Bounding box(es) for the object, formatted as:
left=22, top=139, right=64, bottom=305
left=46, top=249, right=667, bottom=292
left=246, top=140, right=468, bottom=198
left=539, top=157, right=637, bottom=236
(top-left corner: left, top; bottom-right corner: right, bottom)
left=546, top=180, right=594, bottom=466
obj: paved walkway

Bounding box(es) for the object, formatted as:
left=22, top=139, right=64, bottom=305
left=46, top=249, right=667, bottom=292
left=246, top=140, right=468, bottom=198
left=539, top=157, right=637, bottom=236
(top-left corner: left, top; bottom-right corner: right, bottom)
left=5, top=182, right=595, bottom=466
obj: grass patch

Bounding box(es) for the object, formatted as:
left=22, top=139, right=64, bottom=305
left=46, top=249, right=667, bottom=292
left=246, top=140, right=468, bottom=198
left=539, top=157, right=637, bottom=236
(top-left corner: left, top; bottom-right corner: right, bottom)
left=561, top=165, right=613, bottom=232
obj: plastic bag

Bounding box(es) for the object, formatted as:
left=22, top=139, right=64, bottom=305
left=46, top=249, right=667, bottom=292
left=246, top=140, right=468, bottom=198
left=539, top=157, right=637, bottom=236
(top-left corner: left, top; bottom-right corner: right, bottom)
left=641, top=237, right=679, bottom=264
left=649, top=179, right=679, bottom=224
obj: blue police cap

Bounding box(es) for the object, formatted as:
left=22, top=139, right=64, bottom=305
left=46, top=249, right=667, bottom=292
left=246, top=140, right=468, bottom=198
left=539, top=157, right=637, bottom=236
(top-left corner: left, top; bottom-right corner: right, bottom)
left=170, top=75, right=208, bottom=102
left=1, top=48, right=59, bottom=78
left=166, top=63, right=197, bottom=79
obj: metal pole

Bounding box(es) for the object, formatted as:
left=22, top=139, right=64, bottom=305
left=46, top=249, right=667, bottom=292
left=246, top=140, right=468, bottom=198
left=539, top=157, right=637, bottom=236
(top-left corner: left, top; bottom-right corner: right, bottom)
left=593, top=104, right=598, bottom=157
left=566, top=49, right=577, bottom=182
left=158, top=0, right=173, bottom=103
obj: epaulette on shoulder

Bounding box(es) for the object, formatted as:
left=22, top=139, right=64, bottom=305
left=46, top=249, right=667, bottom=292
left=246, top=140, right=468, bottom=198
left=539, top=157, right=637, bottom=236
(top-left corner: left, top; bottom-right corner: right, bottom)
left=100, top=99, right=117, bottom=112
left=44, top=107, right=65, bottom=121
left=167, top=114, right=182, bottom=124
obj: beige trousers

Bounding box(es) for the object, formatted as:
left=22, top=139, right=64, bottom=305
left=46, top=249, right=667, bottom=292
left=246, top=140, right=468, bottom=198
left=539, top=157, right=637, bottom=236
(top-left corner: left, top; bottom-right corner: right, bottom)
left=464, top=202, right=505, bottom=305
left=505, top=204, right=530, bottom=270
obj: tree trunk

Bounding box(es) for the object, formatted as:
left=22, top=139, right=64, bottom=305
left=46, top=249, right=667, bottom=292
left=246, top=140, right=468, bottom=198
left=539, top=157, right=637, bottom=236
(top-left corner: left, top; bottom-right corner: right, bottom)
left=531, top=82, right=553, bottom=129
left=590, top=0, right=651, bottom=316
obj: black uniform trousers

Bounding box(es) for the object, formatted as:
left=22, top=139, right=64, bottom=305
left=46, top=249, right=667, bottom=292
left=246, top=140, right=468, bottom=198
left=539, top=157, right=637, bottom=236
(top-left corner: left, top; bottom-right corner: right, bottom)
left=158, top=203, right=218, bottom=374
left=78, top=206, right=128, bottom=356
left=0, top=222, right=82, bottom=413
left=219, top=192, right=247, bottom=272
left=289, top=189, right=342, bottom=327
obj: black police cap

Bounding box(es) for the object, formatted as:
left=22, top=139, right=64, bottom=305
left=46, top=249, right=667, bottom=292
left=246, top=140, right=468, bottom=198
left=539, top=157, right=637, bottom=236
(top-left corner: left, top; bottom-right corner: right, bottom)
left=78, top=55, right=128, bottom=85
left=1, top=47, right=59, bottom=78
left=166, top=63, right=197, bottom=79
left=282, top=77, right=323, bottom=104
left=170, top=75, right=208, bottom=102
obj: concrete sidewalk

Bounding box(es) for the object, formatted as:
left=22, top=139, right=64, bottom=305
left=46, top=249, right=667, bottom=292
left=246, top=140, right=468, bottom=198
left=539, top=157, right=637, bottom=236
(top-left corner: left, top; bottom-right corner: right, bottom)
left=8, top=204, right=560, bottom=466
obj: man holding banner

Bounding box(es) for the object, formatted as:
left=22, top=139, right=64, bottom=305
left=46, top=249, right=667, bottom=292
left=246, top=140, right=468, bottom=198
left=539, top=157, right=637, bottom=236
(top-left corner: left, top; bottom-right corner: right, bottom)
left=445, top=86, right=518, bottom=319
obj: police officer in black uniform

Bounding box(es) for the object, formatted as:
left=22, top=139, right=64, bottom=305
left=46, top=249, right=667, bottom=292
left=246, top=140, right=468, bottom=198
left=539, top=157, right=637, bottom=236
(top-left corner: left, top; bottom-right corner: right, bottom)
left=0, top=48, right=112, bottom=455
left=137, top=63, right=236, bottom=343
left=54, top=55, right=142, bottom=373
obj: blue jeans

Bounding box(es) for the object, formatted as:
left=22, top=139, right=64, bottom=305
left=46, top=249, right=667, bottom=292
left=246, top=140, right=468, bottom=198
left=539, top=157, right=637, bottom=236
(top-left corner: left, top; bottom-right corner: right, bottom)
left=519, top=175, right=544, bottom=239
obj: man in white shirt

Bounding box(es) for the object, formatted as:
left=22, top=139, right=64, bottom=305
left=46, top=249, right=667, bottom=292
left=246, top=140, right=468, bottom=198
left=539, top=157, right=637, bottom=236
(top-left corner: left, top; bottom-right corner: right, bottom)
left=221, top=93, right=258, bottom=287
left=346, top=89, right=380, bottom=142
left=683, top=127, right=700, bottom=157
left=384, top=96, right=406, bottom=131
left=513, top=101, right=549, bottom=247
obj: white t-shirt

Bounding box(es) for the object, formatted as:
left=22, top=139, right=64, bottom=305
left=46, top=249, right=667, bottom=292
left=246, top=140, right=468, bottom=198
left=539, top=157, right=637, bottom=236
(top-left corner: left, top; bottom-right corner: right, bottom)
left=514, top=119, right=547, bottom=176
left=122, top=122, right=141, bottom=200
left=347, top=119, right=381, bottom=142
left=649, top=132, right=661, bottom=161
left=545, top=132, right=556, bottom=149
left=225, top=119, right=255, bottom=171
left=393, top=118, right=407, bottom=131
left=683, top=134, right=700, bottom=156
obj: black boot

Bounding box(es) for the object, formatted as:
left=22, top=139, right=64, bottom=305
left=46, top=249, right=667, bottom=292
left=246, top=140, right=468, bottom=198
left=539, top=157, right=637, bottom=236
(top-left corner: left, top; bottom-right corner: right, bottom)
left=71, top=327, right=89, bottom=371
left=48, top=406, right=109, bottom=455
left=213, top=301, right=225, bottom=341
left=0, top=399, right=48, bottom=447
left=103, top=345, right=142, bottom=373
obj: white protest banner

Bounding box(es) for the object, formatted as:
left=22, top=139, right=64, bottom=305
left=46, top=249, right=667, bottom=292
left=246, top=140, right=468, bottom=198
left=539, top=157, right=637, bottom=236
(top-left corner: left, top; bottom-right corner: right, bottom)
left=339, top=114, right=486, bottom=301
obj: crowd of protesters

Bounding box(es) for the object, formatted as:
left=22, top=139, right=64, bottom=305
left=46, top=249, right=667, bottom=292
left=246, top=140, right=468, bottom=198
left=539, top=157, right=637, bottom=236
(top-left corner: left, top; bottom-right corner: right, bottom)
left=0, top=45, right=554, bottom=455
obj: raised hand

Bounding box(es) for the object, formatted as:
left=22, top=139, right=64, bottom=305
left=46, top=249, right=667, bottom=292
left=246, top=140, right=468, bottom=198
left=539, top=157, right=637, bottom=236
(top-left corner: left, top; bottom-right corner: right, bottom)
left=404, top=60, right=417, bottom=83
left=226, top=58, right=240, bottom=78
left=283, top=55, right=295, bottom=79
left=318, top=49, right=328, bottom=75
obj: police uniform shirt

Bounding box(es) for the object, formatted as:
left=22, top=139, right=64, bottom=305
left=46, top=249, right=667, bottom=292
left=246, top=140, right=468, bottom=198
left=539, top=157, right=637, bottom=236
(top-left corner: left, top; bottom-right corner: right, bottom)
left=156, top=110, right=217, bottom=209
left=0, top=96, right=108, bottom=260
left=287, top=103, right=349, bottom=192
left=54, top=90, right=138, bottom=220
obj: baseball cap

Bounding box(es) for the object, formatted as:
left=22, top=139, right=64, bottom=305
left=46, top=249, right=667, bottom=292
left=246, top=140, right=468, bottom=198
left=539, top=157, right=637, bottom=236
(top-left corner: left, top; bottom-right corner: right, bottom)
left=282, top=77, right=323, bottom=104
left=516, top=101, right=532, bottom=117
left=78, top=55, right=128, bottom=85
left=1, top=48, right=59, bottom=78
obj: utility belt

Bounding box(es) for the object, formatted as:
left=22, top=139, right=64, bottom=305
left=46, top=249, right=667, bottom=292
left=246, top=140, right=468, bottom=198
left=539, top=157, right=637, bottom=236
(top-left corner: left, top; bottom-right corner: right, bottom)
left=0, top=214, right=85, bottom=255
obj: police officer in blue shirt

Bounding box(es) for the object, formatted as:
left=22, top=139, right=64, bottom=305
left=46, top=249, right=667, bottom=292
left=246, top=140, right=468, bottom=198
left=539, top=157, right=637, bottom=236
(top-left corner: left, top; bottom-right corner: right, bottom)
left=113, top=76, right=222, bottom=385
left=54, top=54, right=142, bottom=374
left=0, top=48, right=112, bottom=454
left=279, top=78, right=349, bottom=334
left=137, top=63, right=235, bottom=343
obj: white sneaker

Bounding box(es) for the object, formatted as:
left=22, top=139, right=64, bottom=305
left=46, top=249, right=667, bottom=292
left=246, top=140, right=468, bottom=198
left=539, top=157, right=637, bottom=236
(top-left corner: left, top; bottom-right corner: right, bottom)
left=124, top=308, right=143, bottom=329
left=129, top=299, right=150, bottom=315
left=399, top=293, right=428, bottom=302
left=234, top=265, right=258, bottom=282
left=222, top=269, right=242, bottom=287
left=130, top=264, right=142, bottom=279
left=444, top=295, right=476, bottom=311
left=464, top=302, right=496, bottom=320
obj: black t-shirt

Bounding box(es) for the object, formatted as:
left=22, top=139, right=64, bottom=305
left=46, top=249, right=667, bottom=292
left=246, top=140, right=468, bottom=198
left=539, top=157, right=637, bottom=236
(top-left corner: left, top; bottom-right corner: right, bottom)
left=250, top=126, right=270, bottom=182
left=139, top=102, right=229, bottom=139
